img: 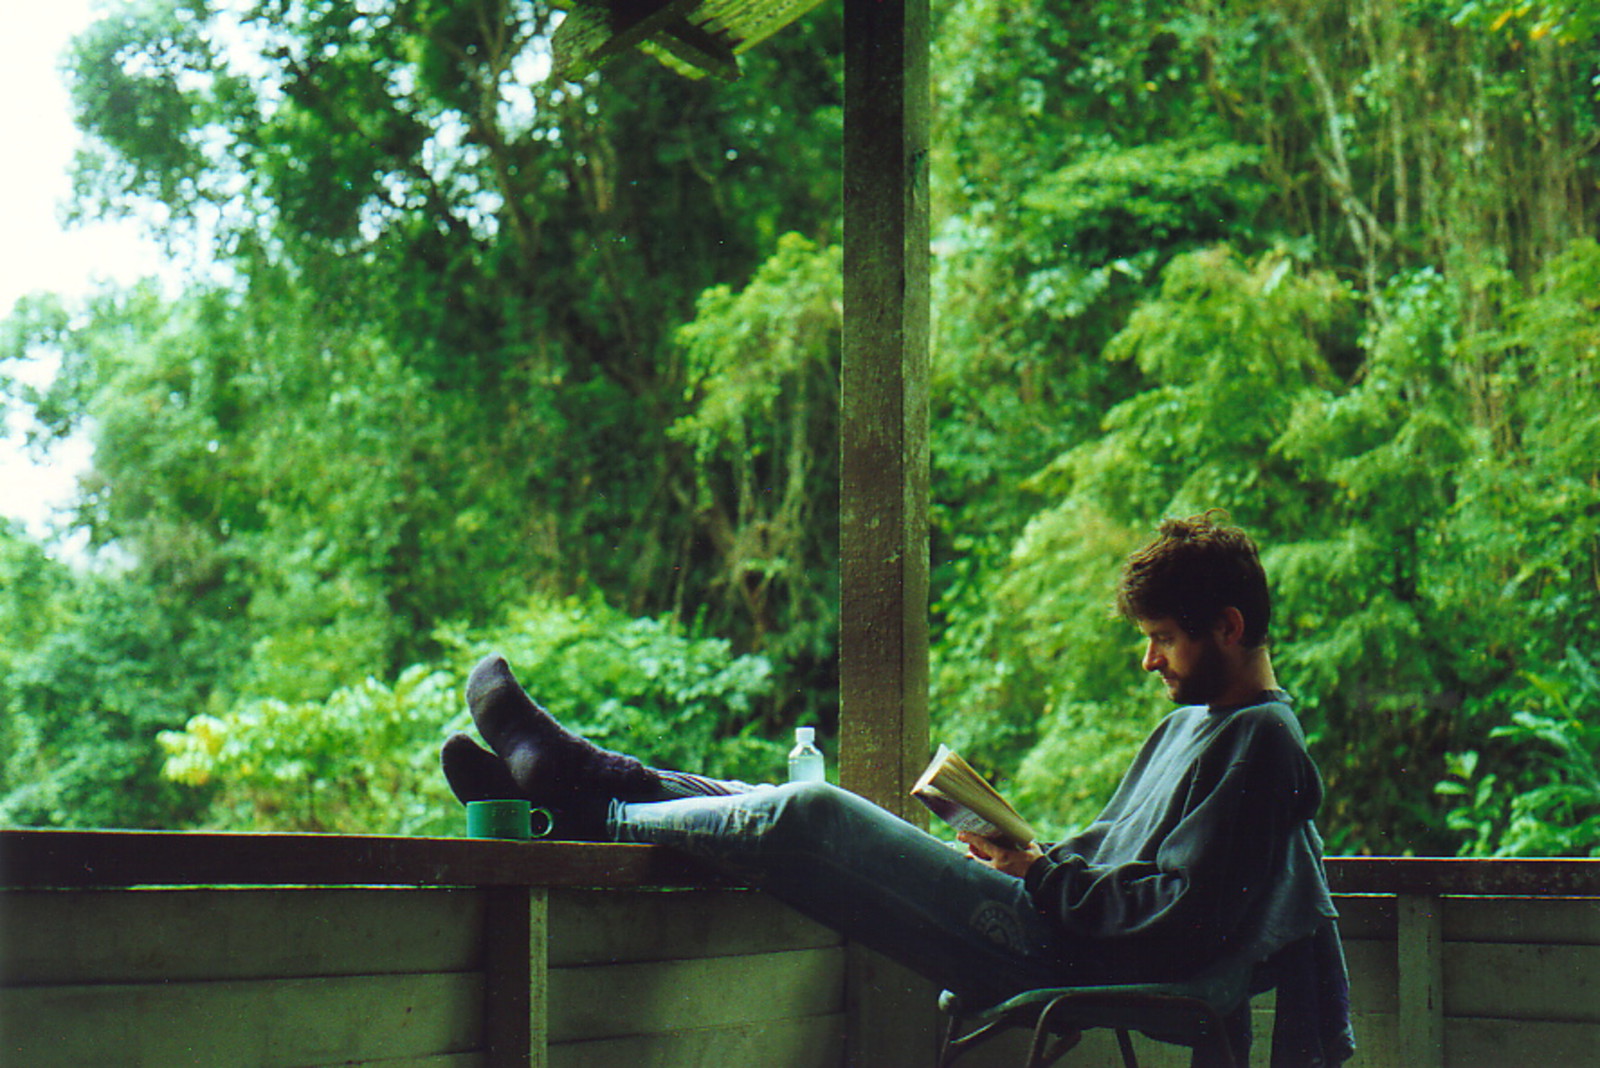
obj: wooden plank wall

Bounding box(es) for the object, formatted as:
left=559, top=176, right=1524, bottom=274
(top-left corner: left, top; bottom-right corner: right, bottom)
left=1337, top=893, right=1600, bottom=1068
left=3, top=835, right=1596, bottom=1068
left=946, top=892, right=1600, bottom=1068
left=0, top=886, right=845, bottom=1068
left=1, top=888, right=488, bottom=1067
left=545, top=889, right=845, bottom=1067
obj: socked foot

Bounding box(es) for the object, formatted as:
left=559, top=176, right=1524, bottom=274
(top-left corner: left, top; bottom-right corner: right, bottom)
left=440, top=732, right=610, bottom=840
left=465, top=653, right=659, bottom=802
left=440, top=732, right=523, bottom=805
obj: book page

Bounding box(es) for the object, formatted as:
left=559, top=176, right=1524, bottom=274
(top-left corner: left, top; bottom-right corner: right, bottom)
left=912, top=745, right=1036, bottom=847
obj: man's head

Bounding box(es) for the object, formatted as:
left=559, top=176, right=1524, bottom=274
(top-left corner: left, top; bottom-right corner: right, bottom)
left=1116, top=512, right=1271, bottom=648
left=1118, top=513, right=1274, bottom=705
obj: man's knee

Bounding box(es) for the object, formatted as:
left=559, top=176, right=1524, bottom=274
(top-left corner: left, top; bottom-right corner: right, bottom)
left=762, top=780, right=859, bottom=849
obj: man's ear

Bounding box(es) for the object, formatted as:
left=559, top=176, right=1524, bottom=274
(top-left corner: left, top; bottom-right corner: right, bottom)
left=1215, top=606, right=1247, bottom=647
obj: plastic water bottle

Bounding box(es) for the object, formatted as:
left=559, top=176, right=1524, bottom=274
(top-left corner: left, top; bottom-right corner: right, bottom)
left=787, top=726, right=826, bottom=783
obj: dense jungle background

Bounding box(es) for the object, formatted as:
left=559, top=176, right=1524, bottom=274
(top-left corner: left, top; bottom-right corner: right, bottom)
left=2, top=0, right=1597, bottom=856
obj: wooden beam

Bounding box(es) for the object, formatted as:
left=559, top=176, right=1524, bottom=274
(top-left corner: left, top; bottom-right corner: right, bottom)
left=11, top=833, right=1598, bottom=898
left=1397, top=895, right=1446, bottom=1068
left=552, top=0, right=832, bottom=82
left=641, top=17, right=741, bottom=81
left=485, top=887, right=550, bottom=1068
left=0, top=829, right=721, bottom=890
left=838, top=0, right=930, bottom=822
left=550, top=0, right=698, bottom=80
left=840, top=2, right=933, bottom=1065
left=1327, top=857, right=1600, bottom=897
left=694, top=0, right=829, bottom=51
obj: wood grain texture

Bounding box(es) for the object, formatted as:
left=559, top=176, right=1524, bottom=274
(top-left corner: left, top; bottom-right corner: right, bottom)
left=547, top=1013, right=845, bottom=1068
left=2, top=973, right=482, bottom=1068
left=1, top=888, right=482, bottom=984
left=547, top=886, right=839, bottom=965
left=0, top=829, right=719, bottom=890
left=548, top=945, right=845, bottom=1042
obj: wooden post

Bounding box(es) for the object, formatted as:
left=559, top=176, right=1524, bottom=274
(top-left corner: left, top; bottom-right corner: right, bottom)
left=484, top=887, right=549, bottom=1068
left=839, top=0, right=930, bottom=819
left=840, top=1, right=935, bottom=1065
left=1397, top=893, right=1445, bottom=1068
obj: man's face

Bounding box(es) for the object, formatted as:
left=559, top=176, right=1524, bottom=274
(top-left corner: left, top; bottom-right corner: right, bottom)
left=1137, top=617, right=1230, bottom=705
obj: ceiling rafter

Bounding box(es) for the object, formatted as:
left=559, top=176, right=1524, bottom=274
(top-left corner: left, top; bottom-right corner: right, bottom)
left=551, top=0, right=829, bottom=81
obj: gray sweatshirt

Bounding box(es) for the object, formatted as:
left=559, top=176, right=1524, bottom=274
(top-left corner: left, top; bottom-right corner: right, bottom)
left=1023, top=691, right=1338, bottom=980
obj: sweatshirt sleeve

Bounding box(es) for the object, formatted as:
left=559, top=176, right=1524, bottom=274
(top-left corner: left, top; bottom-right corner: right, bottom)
left=1023, top=707, right=1322, bottom=966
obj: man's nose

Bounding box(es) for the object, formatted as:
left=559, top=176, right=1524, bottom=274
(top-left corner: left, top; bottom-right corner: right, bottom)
left=1142, top=642, right=1163, bottom=673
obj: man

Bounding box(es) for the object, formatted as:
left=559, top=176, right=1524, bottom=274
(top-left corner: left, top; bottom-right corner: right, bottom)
left=442, top=514, right=1352, bottom=1062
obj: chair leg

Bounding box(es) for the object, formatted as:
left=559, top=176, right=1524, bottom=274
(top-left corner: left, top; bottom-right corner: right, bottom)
left=935, top=1018, right=958, bottom=1068
left=936, top=1010, right=983, bottom=1068
left=1024, top=997, right=1086, bottom=1068
left=937, top=1010, right=1022, bottom=1068
left=943, top=993, right=1246, bottom=1068
left=935, top=999, right=972, bottom=1068
left=1187, top=1010, right=1238, bottom=1068
left=1115, top=1029, right=1140, bottom=1068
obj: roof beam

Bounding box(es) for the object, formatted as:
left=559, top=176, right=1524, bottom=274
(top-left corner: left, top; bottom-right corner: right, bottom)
left=550, top=0, right=827, bottom=81
left=551, top=0, right=704, bottom=80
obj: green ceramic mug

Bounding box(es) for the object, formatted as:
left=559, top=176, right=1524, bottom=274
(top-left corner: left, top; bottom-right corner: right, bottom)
left=465, top=799, right=533, bottom=840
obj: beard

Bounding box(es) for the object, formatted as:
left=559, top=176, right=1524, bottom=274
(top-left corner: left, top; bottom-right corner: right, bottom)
left=1165, top=636, right=1231, bottom=705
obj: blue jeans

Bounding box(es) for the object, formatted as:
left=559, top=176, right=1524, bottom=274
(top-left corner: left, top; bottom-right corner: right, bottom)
left=609, top=780, right=1084, bottom=1006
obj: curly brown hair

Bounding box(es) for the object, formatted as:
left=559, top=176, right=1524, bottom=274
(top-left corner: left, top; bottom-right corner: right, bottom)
left=1116, top=512, right=1271, bottom=647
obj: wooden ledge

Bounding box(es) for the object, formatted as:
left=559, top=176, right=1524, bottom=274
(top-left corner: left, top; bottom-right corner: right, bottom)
left=1326, top=856, right=1600, bottom=897
left=6, top=831, right=1597, bottom=897
left=0, top=829, right=724, bottom=890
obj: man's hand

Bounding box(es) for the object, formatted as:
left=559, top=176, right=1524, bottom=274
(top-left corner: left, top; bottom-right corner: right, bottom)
left=958, top=831, right=1044, bottom=878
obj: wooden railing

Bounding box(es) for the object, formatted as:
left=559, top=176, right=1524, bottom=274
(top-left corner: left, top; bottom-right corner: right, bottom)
left=1, top=829, right=843, bottom=1068
left=2, top=830, right=1597, bottom=1068
left=1323, top=855, right=1600, bottom=1068
left=0, top=827, right=718, bottom=890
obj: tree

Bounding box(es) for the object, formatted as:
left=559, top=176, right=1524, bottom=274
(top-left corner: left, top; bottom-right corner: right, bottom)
left=51, top=0, right=845, bottom=696
left=6, top=0, right=1596, bottom=854
left=158, top=594, right=779, bottom=833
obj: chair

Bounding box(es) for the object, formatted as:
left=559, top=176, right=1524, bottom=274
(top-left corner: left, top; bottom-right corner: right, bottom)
left=935, top=954, right=1256, bottom=1068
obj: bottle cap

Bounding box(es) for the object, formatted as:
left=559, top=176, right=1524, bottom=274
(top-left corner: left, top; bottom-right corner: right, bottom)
left=796, top=726, right=815, bottom=744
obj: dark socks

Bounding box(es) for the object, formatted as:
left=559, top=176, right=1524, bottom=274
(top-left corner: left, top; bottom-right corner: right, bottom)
left=440, top=731, right=612, bottom=840
left=465, top=653, right=660, bottom=804
left=440, top=732, right=523, bottom=805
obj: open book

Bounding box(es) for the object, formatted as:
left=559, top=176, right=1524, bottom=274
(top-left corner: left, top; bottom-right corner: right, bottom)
left=911, top=744, right=1037, bottom=849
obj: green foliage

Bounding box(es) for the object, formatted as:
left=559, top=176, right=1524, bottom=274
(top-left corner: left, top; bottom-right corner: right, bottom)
left=935, top=232, right=1599, bottom=856
left=449, top=595, right=782, bottom=785
left=0, top=525, right=77, bottom=817
left=928, top=1, right=1281, bottom=657
left=160, top=666, right=459, bottom=833
left=0, top=564, right=233, bottom=829
left=1020, top=141, right=1266, bottom=316
left=1438, top=648, right=1600, bottom=857
left=673, top=234, right=840, bottom=456
left=4, top=0, right=1597, bottom=860
left=64, top=0, right=219, bottom=217
left=28, top=0, right=847, bottom=691
left=670, top=233, right=841, bottom=682
left=158, top=594, right=781, bottom=832
left=923, top=0, right=1597, bottom=855
left=934, top=248, right=1352, bottom=837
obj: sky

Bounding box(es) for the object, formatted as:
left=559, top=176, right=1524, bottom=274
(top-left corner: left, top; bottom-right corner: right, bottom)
left=1, top=1, right=172, bottom=551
